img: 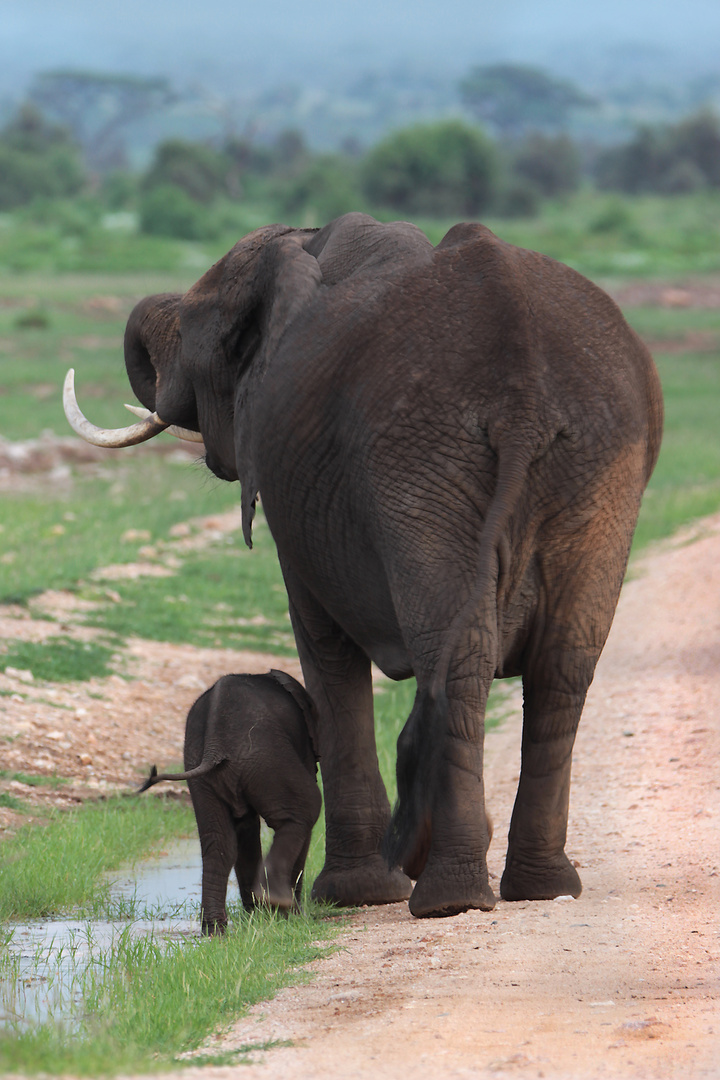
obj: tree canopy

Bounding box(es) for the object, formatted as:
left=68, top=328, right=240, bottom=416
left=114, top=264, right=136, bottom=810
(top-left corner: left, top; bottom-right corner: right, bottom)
left=28, top=71, right=174, bottom=173
left=362, top=120, right=498, bottom=217
left=459, top=64, right=595, bottom=136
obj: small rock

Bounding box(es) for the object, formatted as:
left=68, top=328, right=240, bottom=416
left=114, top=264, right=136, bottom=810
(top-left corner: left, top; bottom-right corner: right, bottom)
left=121, top=529, right=152, bottom=543
left=78, top=753, right=92, bottom=766
left=5, top=667, right=34, bottom=683
left=553, top=894, right=576, bottom=903
left=177, top=673, right=206, bottom=690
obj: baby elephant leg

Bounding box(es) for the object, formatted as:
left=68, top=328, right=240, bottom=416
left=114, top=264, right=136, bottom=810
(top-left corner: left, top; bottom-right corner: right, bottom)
left=253, top=767, right=322, bottom=911
left=188, top=778, right=238, bottom=935
left=254, top=819, right=315, bottom=911
left=234, top=811, right=262, bottom=911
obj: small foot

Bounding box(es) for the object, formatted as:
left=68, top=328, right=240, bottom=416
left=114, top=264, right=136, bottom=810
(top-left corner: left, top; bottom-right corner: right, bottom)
left=312, top=857, right=411, bottom=907
left=409, top=869, right=496, bottom=919
left=201, top=917, right=227, bottom=936
left=500, top=852, right=582, bottom=902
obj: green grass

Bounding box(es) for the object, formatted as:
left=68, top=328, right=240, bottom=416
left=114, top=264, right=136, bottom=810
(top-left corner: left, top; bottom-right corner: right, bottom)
left=0, top=908, right=339, bottom=1076
left=632, top=347, right=720, bottom=549
left=2, top=190, right=720, bottom=283
left=0, top=771, right=69, bottom=788
left=0, top=459, right=241, bottom=605
left=0, top=638, right=118, bottom=682
left=0, top=797, right=196, bottom=921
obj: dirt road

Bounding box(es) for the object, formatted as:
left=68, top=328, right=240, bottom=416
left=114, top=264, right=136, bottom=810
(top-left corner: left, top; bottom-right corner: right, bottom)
left=177, top=516, right=719, bottom=1080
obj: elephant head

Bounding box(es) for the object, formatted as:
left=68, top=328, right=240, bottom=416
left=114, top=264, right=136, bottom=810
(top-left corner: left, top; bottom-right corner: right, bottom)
left=64, top=213, right=432, bottom=540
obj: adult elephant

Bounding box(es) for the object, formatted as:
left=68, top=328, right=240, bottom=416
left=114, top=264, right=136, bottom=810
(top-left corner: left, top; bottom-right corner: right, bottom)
left=64, top=212, right=663, bottom=918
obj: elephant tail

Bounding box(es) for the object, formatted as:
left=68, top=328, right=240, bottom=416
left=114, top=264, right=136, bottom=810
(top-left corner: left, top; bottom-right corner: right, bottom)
left=382, top=684, right=448, bottom=873
left=137, top=757, right=224, bottom=794
left=384, top=438, right=536, bottom=873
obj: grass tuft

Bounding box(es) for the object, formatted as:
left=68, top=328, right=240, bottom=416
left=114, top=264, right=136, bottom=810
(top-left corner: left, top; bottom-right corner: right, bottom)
left=0, top=637, right=118, bottom=683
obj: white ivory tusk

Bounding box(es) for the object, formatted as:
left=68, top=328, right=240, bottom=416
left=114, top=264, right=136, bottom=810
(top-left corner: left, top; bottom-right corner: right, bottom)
left=63, top=368, right=169, bottom=448
left=123, top=403, right=204, bottom=443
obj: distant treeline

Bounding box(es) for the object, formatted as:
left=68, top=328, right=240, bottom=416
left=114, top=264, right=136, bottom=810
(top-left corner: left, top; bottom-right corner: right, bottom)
left=1, top=99, right=720, bottom=237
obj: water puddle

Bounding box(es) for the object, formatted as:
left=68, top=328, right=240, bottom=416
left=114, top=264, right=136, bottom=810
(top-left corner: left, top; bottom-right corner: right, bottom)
left=1, top=837, right=203, bottom=1030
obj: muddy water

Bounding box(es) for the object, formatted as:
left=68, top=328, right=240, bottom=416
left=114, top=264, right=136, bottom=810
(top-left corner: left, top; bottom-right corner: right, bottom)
left=1, top=837, right=203, bottom=1030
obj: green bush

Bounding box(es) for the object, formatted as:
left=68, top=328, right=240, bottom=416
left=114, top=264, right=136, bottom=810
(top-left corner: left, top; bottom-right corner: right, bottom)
left=0, top=104, right=85, bottom=210
left=512, top=133, right=581, bottom=197
left=495, top=178, right=541, bottom=218
left=143, top=139, right=230, bottom=204
left=595, top=109, right=720, bottom=194
left=138, top=183, right=217, bottom=240
left=362, top=120, right=498, bottom=217
left=280, top=154, right=362, bottom=224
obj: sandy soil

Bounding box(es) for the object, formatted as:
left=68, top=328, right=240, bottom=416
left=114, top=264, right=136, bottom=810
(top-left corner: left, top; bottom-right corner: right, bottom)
left=1, top=485, right=718, bottom=1078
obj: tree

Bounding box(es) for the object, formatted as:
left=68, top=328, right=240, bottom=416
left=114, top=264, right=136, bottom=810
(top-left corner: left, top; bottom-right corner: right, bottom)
left=512, top=133, right=582, bottom=197
left=459, top=64, right=595, bottom=137
left=0, top=104, right=85, bottom=210
left=595, top=110, right=720, bottom=194
left=362, top=120, right=498, bottom=217
left=28, top=70, right=174, bottom=173
left=143, top=139, right=230, bottom=203
left=281, top=155, right=361, bottom=224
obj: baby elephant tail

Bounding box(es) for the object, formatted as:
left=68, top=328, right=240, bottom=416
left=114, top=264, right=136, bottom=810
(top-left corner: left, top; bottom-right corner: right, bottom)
left=137, top=758, right=219, bottom=794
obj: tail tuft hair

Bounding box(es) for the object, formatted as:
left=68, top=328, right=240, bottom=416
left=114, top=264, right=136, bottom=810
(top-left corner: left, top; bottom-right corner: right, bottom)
left=382, top=686, right=448, bottom=870
left=137, top=764, right=159, bottom=794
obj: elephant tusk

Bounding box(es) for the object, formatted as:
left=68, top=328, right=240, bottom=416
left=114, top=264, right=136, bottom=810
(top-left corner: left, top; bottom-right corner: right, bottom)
left=63, top=368, right=169, bottom=448
left=123, top=403, right=204, bottom=443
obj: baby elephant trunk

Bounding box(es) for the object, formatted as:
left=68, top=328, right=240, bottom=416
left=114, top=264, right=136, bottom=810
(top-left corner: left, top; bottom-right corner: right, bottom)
left=137, top=756, right=222, bottom=794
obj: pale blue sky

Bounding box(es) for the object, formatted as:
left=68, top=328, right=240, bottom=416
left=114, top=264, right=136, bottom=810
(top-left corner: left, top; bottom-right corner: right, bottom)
left=2, top=0, right=719, bottom=96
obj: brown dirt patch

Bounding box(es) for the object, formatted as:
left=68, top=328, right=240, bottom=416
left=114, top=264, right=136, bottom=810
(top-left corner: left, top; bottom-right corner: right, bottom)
left=608, top=278, right=720, bottom=309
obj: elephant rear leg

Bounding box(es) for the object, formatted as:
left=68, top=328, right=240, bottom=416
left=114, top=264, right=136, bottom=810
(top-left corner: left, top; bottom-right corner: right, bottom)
left=405, top=672, right=497, bottom=919
left=499, top=677, right=585, bottom=902
left=188, top=778, right=237, bottom=934
left=253, top=820, right=314, bottom=911
left=501, top=556, right=627, bottom=901
left=252, top=768, right=322, bottom=911
left=233, top=811, right=262, bottom=912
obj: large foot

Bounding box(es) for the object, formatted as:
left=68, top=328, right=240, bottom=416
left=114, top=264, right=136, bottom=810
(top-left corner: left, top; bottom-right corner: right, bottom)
left=500, top=851, right=582, bottom=901
left=311, top=856, right=411, bottom=907
left=409, top=866, right=496, bottom=919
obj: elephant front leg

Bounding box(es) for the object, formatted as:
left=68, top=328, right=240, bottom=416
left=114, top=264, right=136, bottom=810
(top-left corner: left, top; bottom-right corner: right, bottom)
left=284, top=574, right=411, bottom=907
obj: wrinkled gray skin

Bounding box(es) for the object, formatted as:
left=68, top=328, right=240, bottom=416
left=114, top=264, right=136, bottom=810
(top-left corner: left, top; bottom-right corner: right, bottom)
left=140, top=670, right=320, bottom=934
left=123, top=212, right=663, bottom=918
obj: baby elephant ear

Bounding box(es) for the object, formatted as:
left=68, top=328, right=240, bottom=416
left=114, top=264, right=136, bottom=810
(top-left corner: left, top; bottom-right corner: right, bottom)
left=269, top=669, right=320, bottom=758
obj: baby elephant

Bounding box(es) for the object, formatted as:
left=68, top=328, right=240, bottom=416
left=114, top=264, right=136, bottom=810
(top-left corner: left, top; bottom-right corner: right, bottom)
left=139, top=670, right=320, bottom=934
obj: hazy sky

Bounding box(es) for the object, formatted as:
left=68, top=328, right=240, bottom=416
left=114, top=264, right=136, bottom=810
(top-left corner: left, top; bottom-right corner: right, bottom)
left=3, top=0, right=720, bottom=95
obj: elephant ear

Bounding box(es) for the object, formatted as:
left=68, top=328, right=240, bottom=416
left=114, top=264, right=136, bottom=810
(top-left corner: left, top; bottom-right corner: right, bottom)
left=268, top=669, right=320, bottom=760
left=226, top=231, right=323, bottom=547
left=260, top=233, right=323, bottom=356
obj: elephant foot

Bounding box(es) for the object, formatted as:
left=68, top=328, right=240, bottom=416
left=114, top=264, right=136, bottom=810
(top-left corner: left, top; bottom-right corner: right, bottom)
left=500, top=851, right=582, bottom=902
left=201, top=916, right=227, bottom=936
left=409, top=867, right=497, bottom=919
left=312, top=856, right=411, bottom=907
